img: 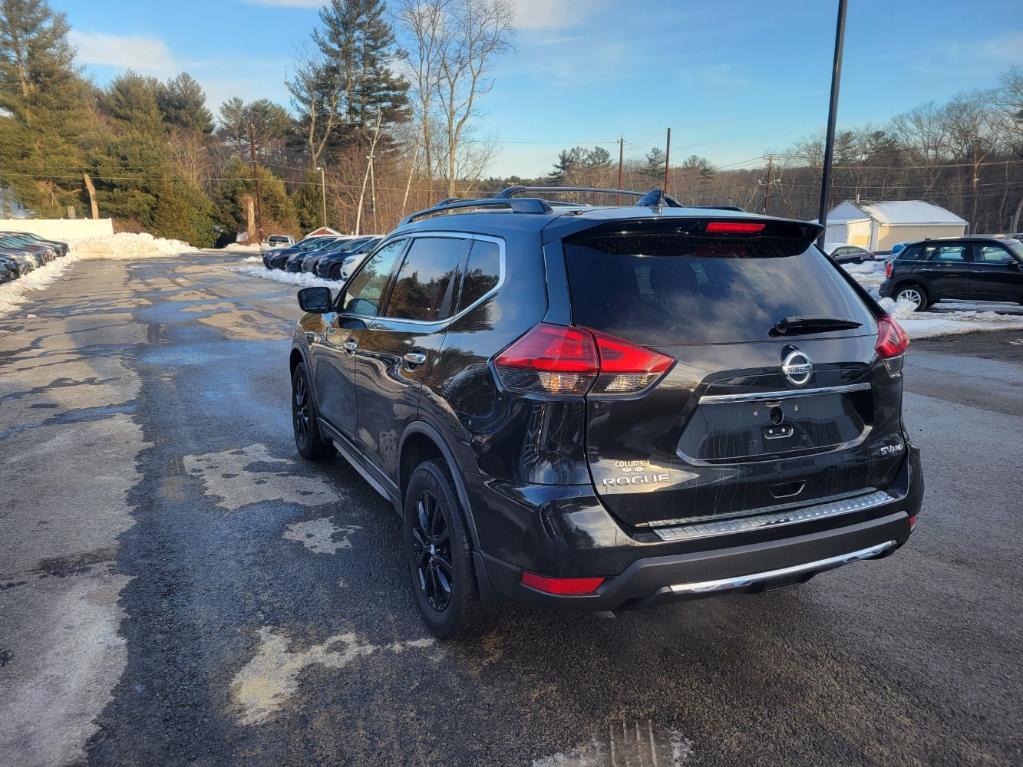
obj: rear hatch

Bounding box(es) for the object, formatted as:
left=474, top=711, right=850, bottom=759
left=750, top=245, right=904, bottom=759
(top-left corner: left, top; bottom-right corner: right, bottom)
left=561, top=218, right=907, bottom=529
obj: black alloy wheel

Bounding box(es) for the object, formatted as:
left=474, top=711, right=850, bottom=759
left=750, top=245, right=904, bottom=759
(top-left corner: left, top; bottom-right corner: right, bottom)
left=411, top=490, right=454, bottom=611
left=291, top=362, right=331, bottom=460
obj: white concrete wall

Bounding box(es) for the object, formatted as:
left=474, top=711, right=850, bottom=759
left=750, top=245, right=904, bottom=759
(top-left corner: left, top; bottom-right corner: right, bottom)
left=0, top=219, right=115, bottom=239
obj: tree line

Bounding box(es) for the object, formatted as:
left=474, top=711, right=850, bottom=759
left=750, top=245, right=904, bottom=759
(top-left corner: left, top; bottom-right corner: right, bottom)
left=1, top=0, right=1021, bottom=245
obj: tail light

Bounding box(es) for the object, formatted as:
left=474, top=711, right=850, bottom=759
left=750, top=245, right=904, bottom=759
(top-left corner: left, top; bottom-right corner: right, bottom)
left=884, top=260, right=894, bottom=279
left=521, top=571, right=605, bottom=595
left=876, top=315, right=909, bottom=375
left=705, top=221, right=766, bottom=234
left=493, top=323, right=674, bottom=397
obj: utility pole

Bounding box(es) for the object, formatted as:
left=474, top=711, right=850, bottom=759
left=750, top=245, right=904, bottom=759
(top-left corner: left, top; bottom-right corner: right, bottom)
left=663, top=128, right=672, bottom=194
left=816, top=0, right=848, bottom=246
left=617, top=137, right=624, bottom=205
left=250, top=143, right=263, bottom=244
left=355, top=112, right=383, bottom=237
left=401, top=139, right=421, bottom=216
left=316, top=166, right=327, bottom=228
left=763, top=155, right=774, bottom=214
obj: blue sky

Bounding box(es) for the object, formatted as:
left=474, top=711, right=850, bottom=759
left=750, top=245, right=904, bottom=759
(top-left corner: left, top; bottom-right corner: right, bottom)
left=58, top=0, right=1022, bottom=177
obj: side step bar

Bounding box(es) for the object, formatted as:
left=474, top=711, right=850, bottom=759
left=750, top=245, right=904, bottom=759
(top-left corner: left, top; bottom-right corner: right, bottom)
left=668, top=540, right=896, bottom=595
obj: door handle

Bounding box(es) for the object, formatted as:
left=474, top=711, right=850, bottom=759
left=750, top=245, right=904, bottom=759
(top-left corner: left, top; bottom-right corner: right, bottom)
left=403, top=351, right=427, bottom=367
left=342, top=339, right=358, bottom=354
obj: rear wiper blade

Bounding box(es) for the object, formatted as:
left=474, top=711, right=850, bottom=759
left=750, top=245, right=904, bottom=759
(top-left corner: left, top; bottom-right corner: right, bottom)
left=770, top=316, right=862, bottom=336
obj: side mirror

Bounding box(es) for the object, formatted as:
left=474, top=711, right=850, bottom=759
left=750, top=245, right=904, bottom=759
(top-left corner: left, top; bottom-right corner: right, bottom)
left=297, top=286, right=332, bottom=314
left=1007, top=260, right=1020, bottom=270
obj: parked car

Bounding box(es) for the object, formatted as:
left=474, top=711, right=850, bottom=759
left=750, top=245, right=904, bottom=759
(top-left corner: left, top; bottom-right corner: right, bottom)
left=289, top=186, right=922, bottom=639
left=3, top=231, right=69, bottom=256
left=0, top=253, right=21, bottom=282
left=0, top=234, right=56, bottom=264
left=312, top=237, right=382, bottom=279
left=266, top=236, right=343, bottom=270
left=879, top=236, right=1023, bottom=310
left=825, top=243, right=873, bottom=264
left=0, top=248, right=39, bottom=275
left=262, top=234, right=295, bottom=251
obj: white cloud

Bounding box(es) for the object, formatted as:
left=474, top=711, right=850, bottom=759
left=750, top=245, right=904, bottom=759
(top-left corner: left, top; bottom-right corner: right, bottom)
left=506, top=0, right=604, bottom=30
left=69, top=30, right=178, bottom=76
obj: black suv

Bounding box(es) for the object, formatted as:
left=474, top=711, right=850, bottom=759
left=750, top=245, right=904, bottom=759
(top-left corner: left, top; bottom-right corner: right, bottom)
left=879, top=236, right=1023, bottom=310
left=289, top=187, right=923, bottom=639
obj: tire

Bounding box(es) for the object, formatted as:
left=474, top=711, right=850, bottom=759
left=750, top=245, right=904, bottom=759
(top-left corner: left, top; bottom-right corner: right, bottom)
left=291, top=362, right=332, bottom=460
left=330, top=264, right=342, bottom=281
left=404, top=460, right=485, bottom=640
left=894, top=284, right=927, bottom=312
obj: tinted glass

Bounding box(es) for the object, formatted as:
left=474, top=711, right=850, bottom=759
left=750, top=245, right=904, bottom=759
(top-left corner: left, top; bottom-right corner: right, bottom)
left=457, top=240, right=501, bottom=312
left=977, top=245, right=1013, bottom=264
left=342, top=239, right=405, bottom=316
left=925, top=244, right=967, bottom=262
left=564, top=233, right=875, bottom=345
left=897, top=245, right=921, bottom=260
left=384, top=237, right=469, bottom=321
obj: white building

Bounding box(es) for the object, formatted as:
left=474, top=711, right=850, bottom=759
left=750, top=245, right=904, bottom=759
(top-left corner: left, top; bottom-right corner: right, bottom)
left=824, top=200, right=967, bottom=251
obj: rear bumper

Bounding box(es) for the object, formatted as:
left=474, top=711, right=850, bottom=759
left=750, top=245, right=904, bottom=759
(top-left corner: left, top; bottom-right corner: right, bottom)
left=469, top=445, right=922, bottom=611
left=479, top=511, right=909, bottom=610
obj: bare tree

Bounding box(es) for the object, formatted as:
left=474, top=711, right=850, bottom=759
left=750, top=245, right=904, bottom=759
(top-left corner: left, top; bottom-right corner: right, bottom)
left=396, top=0, right=448, bottom=182
left=435, top=0, right=512, bottom=196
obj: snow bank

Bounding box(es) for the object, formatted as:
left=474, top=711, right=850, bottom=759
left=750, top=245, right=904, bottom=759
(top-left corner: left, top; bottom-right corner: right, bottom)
left=0, top=233, right=193, bottom=319
left=220, top=243, right=262, bottom=253
left=878, top=297, right=1023, bottom=340
left=233, top=265, right=336, bottom=289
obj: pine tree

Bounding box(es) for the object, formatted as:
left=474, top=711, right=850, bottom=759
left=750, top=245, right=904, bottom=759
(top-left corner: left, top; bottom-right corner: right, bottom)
left=643, top=147, right=666, bottom=180
left=158, top=73, right=213, bottom=134
left=0, top=0, right=93, bottom=215
left=550, top=146, right=587, bottom=183
left=307, top=0, right=409, bottom=152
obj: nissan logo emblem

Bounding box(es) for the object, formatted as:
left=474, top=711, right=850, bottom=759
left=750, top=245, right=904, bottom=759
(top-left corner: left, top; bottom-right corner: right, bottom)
left=782, top=350, right=813, bottom=386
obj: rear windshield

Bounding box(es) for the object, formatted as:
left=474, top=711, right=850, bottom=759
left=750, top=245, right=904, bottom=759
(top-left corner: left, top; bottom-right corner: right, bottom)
left=564, top=232, right=875, bottom=345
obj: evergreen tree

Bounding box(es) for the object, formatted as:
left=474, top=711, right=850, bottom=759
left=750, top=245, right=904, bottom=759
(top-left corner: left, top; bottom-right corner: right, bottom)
left=158, top=73, right=213, bottom=134
left=213, top=157, right=298, bottom=238
left=550, top=146, right=587, bottom=183
left=0, top=0, right=92, bottom=215
left=584, top=146, right=612, bottom=169
left=643, top=147, right=666, bottom=180
left=306, top=0, right=409, bottom=153
left=218, top=97, right=292, bottom=164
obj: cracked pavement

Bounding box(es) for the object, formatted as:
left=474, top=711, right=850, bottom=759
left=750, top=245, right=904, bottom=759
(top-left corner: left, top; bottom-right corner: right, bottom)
left=0, top=253, right=1020, bottom=766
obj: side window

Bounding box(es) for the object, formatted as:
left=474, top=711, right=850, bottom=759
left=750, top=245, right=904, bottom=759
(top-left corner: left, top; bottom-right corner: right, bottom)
left=342, top=239, right=406, bottom=316
left=927, top=244, right=968, bottom=262
left=384, top=237, right=470, bottom=322
left=897, top=245, right=921, bottom=261
left=456, top=240, right=502, bottom=312
left=977, top=245, right=1013, bottom=265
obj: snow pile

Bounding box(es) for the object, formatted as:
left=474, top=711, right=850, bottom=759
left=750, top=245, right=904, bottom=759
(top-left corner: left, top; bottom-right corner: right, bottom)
left=70, top=232, right=192, bottom=260
left=233, top=265, right=336, bottom=289
left=841, top=261, right=886, bottom=295
left=242, top=256, right=263, bottom=263
left=0, top=233, right=193, bottom=319
left=878, top=297, right=1023, bottom=340
left=221, top=242, right=262, bottom=253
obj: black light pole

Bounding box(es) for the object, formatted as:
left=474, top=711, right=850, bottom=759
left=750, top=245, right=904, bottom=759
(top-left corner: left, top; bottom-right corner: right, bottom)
left=816, top=0, right=848, bottom=247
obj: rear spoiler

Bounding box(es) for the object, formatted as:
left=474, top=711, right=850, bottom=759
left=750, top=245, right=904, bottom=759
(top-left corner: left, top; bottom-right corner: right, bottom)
left=555, top=216, right=824, bottom=248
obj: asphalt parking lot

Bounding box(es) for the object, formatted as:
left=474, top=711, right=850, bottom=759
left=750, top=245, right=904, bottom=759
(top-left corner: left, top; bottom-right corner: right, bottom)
left=1, top=252, right=1021, bottom=766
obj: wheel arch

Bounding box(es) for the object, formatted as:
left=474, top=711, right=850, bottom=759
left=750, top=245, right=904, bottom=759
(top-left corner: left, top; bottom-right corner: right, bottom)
left=398, top=421, right=481, bottom=550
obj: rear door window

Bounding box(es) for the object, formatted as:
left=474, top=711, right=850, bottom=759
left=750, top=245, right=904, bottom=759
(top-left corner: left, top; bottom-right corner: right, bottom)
left=924, top=244, right=969, bottom=262
left=976, top=244, right=1014, bottom=264
left=384, top=236, right=470, bottom=322
left=563, top=230, right=875, bottom=345
left=456, top=240, right=502, bottom=312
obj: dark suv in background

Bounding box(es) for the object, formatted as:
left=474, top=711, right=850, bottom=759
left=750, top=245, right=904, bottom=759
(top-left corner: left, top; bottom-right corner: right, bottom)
left=290, top=187, right=923, bottom=638
left=879, top=236, right=1023, bottom=310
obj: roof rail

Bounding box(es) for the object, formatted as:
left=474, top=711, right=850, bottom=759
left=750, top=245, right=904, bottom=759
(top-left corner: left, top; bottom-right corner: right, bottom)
left=495, top=185, right=648, bottom=199
left=399, top=197, right=553, bottom=226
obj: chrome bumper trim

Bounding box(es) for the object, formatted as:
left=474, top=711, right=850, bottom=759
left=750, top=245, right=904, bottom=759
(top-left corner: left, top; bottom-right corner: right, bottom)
left=652, top=490, right=894, bottom=542
left=699, top=381, right=871, bottom=405
left=668, top=540, right=897, bottom=595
